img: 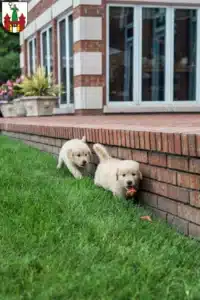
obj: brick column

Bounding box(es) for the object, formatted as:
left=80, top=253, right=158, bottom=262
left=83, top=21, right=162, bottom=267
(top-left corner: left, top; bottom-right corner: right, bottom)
left=73, top=0, right=104, bottom=115
left=36, top=31, right=41, bottom=68
left=52, top=19, right=58, bottom=83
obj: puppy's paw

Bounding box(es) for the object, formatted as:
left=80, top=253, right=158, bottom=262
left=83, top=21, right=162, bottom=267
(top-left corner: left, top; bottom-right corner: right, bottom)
left=74, top=173, right=83, bottom=179
left=57, top=164, right=61, bottom=169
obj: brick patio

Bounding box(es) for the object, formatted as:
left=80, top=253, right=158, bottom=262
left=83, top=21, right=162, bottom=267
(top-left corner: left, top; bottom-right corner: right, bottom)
left=0, top=114, right=200, bottom=238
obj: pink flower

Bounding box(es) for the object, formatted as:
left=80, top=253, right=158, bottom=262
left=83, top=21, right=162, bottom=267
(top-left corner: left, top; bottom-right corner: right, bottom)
left=6, top=80, right=13, bottom=86
left=15, top=77, right=21, bottom=84
left=8, top=90, right=13, bottom=96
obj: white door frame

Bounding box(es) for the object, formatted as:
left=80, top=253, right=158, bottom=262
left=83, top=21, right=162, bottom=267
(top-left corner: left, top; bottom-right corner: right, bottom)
left=40, top=25, right=52, bottom=76
left=105, top=4, right=200, bottom=113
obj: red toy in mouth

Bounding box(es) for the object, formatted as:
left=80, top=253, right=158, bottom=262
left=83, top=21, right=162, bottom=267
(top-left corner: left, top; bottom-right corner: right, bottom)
left=126, top=186, right=137, bottom=198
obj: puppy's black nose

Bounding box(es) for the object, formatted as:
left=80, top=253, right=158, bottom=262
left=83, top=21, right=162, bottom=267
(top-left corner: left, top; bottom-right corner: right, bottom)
left=82, top=160, right=87, bottom=165
left=127, top=181, right=133, bottom=186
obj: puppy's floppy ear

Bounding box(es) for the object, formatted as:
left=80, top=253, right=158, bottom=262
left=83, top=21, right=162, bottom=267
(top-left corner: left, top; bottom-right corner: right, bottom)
left=116, top=168, right=119, bottom=181
left=138, top=170, right=143, bottom=180
left=67, top=149, right=73, bottom=160
left=82, top=136, right=86, bottom=143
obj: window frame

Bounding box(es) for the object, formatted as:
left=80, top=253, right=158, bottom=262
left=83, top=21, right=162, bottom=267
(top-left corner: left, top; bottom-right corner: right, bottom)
left=57, top=12, right=74, bottom=108
left=27, top=36, right=36, bottom=76
left=106, top=4, right=200, bottom=112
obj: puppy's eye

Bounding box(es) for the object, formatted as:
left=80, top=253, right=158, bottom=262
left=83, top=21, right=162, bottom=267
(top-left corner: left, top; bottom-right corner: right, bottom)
left=132, top=173, right=136, bottom=176
left=77, top=154, right=80, bottom=157
left=122, top=174, right=126, bottom=177
left=85, top=154, right=87, bottom=156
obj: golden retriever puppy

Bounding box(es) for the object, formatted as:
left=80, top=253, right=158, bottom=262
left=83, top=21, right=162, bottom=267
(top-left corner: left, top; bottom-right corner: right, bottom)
left=57, top=136, right=91, bottom=179
left=93, top=143, right=142, bottom=198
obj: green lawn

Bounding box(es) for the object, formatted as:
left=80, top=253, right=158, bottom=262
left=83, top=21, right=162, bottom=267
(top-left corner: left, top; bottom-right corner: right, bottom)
left=0, top=135, right=200, bottom=300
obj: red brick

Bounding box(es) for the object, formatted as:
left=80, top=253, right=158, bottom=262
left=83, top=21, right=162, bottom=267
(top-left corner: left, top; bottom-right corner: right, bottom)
left=196, top=135, right=200, bottom=157
left=139, top=131, right=145, bottom=149
left=155, top=132, right=162, bottom=152
left=188, top=134, right=197, bottom=157
left=107, top=146, right=118, bottom=158
left=149, top=166, right=157, bottom=179
left=177, top=172, right=200, bottom=189
left=117, top=130, right=122, bottom=146
left=148, top=152, right=167, bottom=167
left=113, top=130, right=118, bottom=145
left=152, top=181, right=168, bottom=197
left=144, top=131, right=150, bottom=150
left=151, top=208, right=167, bottom=220
left=181, top=134, right=189, bottom=156
left=134, top=131, right=140, bottom=149
left=190, top=191, right=200, bottom=208
left=174, top=133, right=182, bottom=155
left=121, top=131, right=126, bottom=147
left=189, top=223, right=200, bottom=238
left=189, top=158, right=200, bottom=174
left=178, top=204, right=200, bottom=225
left=125, top=131, right=131, bottom=148
left=131, top=150, right=148, bottom=163
left=150, top=132, right=156, bottom=150
left=156, top=168, right=177, bottom=185
left=118, top=148, right=132, bottom=160
left=167, top=155, right=188, bottom=171
left=161, top=132, right=168, bottom=153
left=168, top=133, right=175, bottom=153
left=167, top=214, right=189, bottom=235
left=167, top=185, right=189, bottom=203
left=157, top=196, right=177, bottom=215
left=140, top=163, right=150, bottom=177
left=129, top=131, right=135, bottom=149
left=139, top=191, right=158, bottom=207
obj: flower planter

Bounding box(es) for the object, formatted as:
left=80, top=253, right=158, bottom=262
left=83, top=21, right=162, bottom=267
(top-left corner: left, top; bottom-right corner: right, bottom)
left=13, top=98, right=26, bottom=117
left=22, top=96, right=58, bottom=117
left=0, top=101, right=17, bottom=117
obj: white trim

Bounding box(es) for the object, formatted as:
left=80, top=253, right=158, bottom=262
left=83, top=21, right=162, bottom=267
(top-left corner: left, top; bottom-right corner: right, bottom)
left=107, top=3, right=199, bottom=110
left=104, top=103, right=200, bottom=113
left=27, top=36, right=36, bottom=76
left=57, top=12, right=74, bottom=109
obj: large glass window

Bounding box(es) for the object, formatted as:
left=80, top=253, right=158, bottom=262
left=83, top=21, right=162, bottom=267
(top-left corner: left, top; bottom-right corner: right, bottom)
left=41, top=27, right=52, bottom=77
left=109, top=7, right=134, bottom=102
left=58, top=14, right=74, bottom=105
left=107, top=6, right=198, bottom=105
left=173, top=9, right=197, bottom=101
left=142, top=8, right=166, bottom=101
left=28, top=37, right=36, bottom=75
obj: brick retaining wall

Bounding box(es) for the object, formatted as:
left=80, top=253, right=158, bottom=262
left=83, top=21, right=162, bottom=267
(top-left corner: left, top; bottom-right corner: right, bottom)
left=1, top=129, right=200, bottom=239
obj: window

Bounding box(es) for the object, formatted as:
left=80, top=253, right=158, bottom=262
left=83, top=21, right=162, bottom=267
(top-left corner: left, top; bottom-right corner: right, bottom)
left=173, top=9, right=197, bottom=101
left=58, top=14, right=74, bottom=105
left=109, top=7, right=134, bottom=102
left=107, top=5, right=199, bottom=107
left=142, top=8, right=166, bottom=101
left=41, top=26, right=53, bottom=77
left=28, top=37, right=36, bottom=75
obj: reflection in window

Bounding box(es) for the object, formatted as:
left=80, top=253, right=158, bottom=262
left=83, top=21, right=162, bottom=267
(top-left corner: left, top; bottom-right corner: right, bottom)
left=59, top=19, right=67, bottom=104
left=68, top=14, right=74, bottom=104
left=142, top=8, right=166, bottom=101
left=49, top=27, right=53, bottom=74
left=109, top=7, right=134, bottom=102
left=28, top=38, right=36, bottom=75
left=42, top=31, right=47, bottom=76
left=28, top=40, right=33, bottom=75
left=174, top=9, right=196, bottom=101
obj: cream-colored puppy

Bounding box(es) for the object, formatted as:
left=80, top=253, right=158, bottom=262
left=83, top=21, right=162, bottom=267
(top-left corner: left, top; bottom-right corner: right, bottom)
left=57, top=136, right=91, bottom=179
left=93, top=143, right=142, bottom=198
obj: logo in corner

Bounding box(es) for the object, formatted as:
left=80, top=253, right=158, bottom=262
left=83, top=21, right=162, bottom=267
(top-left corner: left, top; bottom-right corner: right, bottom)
left=2, top=1, right=27, bottom=33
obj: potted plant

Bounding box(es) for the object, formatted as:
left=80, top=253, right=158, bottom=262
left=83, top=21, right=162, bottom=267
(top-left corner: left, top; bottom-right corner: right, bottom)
left=13, top=76, right=26, bottom=117
left=16, top=66, right=61, bottom=117
left=0, top=80, right=17, bottom=117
